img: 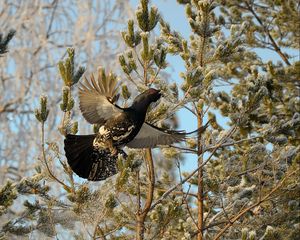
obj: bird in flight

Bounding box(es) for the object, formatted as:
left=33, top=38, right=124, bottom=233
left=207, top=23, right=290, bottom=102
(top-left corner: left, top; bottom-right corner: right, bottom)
left=64, top=69, right=208, bottom=181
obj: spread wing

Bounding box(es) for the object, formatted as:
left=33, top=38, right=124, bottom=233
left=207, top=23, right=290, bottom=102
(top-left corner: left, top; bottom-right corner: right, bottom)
left=126, top=121, right=210, bottom=149
left=79, top=69, right=122, bottom=125
left=125, top=123, right=185, bottom=148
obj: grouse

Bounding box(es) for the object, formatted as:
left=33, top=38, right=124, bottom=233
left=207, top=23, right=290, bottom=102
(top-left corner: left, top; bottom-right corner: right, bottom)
left=64, top=70, right=209, bottom=181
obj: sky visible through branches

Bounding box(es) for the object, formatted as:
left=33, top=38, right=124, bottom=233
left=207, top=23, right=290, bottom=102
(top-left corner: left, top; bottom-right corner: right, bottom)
left=1, top=0, right=299, bottom=238
left=132, top=0, right=298, bottom=175
left=4, top=0, right=298, bottom=178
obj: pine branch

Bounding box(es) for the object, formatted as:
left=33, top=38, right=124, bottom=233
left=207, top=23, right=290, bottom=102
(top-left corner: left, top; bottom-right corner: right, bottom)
left=212, top=170, right=297, bottom=240
left=243, top=2, right=291, bottom=66
left=0, top=29, right=15, bottom=56
left=150, top=126, right=237, bottom=211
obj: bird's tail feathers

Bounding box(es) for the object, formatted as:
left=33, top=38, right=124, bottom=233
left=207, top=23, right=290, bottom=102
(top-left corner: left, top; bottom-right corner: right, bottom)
left=185, top=120, right=211, bottom=135
left=64, top=134, right=123, bottom=181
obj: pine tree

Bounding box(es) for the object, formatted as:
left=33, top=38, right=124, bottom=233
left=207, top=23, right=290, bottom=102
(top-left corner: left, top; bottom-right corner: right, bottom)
left=0, top=0, right=299, bottom=239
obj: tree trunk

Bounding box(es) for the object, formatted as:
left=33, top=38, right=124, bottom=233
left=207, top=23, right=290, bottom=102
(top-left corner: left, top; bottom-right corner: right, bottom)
left=136, top=215, right=145, bottom=240
left=197, top=114, right=204, bottom=240
left=135, top=149, right=155, bottom=240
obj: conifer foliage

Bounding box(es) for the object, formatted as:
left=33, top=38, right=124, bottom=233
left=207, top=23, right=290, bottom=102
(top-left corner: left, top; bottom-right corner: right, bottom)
left=0, top=30, right=15, bottom=56
left=0, top=0, right=299, bottom=239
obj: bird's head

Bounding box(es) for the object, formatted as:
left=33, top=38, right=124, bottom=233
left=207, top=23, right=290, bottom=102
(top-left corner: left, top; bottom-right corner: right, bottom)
left=145, top=88, right=162, bottom=102
left=130, top=88, right=162, bottom=113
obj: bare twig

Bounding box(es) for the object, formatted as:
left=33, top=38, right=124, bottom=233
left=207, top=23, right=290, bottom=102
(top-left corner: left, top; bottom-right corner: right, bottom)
left=204, top=136, right=260, bottom=152
left=136, top=170, right=141, bottom=214
left=148, top=66, right=161, bottom=86
left=184, top=185, right=200, bottom=232
left=168, top=145, right=198, bottom=153
left=41, top=122, right=71, bottom=192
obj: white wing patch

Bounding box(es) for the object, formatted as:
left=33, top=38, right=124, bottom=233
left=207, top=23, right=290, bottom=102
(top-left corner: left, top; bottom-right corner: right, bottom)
left=112, top=125, right=135, bottom=141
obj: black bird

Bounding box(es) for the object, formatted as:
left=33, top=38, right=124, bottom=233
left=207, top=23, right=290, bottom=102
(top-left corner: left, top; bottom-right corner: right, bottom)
left=64, top=71, right=208, bottom=181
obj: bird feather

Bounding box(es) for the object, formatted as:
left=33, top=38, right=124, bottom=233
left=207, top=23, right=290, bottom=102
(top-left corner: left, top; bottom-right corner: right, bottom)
left=79, top=72, right=121, bottom=125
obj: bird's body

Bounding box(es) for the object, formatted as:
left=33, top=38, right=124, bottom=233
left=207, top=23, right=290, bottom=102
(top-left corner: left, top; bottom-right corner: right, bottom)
left=92, top=108, right=144, bottom=154
left=64, top=69, right=209, bottom=181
